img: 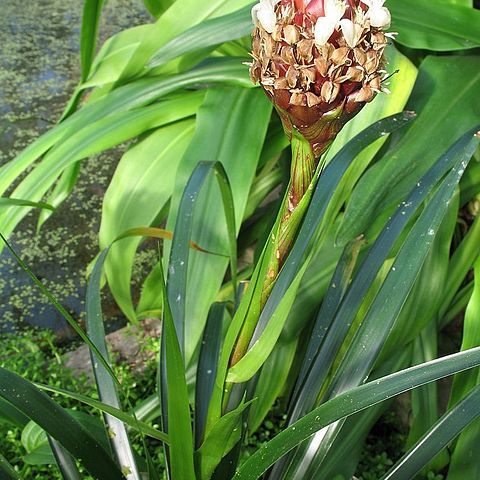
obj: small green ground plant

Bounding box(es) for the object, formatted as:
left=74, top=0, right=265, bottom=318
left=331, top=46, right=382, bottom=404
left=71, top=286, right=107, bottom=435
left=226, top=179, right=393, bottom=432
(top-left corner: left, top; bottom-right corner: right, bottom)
left=1, top=0, right=480, bottom=479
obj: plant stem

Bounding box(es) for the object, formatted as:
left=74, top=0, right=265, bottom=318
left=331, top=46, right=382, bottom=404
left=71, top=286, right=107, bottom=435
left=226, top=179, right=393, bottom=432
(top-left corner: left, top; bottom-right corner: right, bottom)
left=229, top=132, right=321, bottom=369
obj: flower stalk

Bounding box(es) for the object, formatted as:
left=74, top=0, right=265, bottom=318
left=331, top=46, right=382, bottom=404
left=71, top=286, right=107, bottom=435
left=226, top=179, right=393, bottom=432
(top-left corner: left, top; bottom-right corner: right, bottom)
left=226, top=0, right=392, bottom=401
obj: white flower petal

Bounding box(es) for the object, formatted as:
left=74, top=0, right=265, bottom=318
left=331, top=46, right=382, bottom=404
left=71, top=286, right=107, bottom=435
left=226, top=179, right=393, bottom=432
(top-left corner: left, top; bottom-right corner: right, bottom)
left=362, top=0, right=385, bottom=7
left=339, top=19, right=363, bottom=48
left=314, top=17, right=337, bottom=46
left=251, top=0, right=278, bottom=33
left=251, top=4, right=262, bottom=27
left=324, top=0, right=346, bottom=22
left=368, top=6, right=391, bottom=28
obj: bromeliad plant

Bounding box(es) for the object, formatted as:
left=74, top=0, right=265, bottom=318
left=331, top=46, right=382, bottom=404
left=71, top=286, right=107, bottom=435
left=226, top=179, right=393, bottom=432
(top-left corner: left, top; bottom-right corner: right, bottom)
left=2, top=0, right=480, bottom=479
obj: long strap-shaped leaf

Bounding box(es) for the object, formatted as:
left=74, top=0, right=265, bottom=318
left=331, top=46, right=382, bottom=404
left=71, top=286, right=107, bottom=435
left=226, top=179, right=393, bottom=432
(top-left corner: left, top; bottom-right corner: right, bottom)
left=289, top=236, right=364, bottom=410
left=88, top=227, right=200, bottom=477
left=381, top=384, right=480, bottom=480
left=0, top=452, right=21, bottom=480
left=0, top=197, right=54, bottom=210
left=35, top=383, right=168, bottom=442
left=48, top=437, right=82, bottom=480
left=80, top=0, right=104, bottom=82
left=158, top=255, right=197, bottom=480
left=287, top=127, right=480, bottom=426
left=160, top=161, right=237, bottom=477
left=148, top=5, right=253, bottom=67
left=0, top=57, right=250, bottom=235
left=87, top=249, right=141, bottom=480
left=0, top=368, right=123, bottom=480
left=250, top=112, right=416, bottom=347
left=195, top=302, right=227, bottom=448
left=166, top=160, right=237, bottom=356
left=233, top=346, right=480, bottom=480
left=289, top=131, right=480, bottom=478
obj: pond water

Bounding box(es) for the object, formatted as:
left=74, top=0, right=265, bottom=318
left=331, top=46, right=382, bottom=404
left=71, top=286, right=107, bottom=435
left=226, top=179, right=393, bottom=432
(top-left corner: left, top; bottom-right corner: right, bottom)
left=0, top=0, right=151, bottom=338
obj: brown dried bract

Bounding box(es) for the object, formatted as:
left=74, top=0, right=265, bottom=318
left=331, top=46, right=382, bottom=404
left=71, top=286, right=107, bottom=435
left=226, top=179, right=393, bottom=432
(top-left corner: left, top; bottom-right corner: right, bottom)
left=249, top=0, right=390, bottom=156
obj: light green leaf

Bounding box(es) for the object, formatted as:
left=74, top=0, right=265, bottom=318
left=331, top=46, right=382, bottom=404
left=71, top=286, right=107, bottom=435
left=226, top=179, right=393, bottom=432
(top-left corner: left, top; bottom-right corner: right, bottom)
left=100, top=118, right=197, bottom=321
left=195, top=401, right=252, bottom=480
left=390, top=0, right=480, bottom=51
left=164, top=87, right=272, bottom=363
left=227, top=260, right=308, bottom=383
left=80, top=0, right=105, bottom=81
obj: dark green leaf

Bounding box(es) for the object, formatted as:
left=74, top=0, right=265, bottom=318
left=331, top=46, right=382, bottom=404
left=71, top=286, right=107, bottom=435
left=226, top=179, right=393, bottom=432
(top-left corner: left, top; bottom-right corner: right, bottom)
left=0, top=368, right=123, bottom=479
left=48, top=437, right=82, bottom=480
left=158, top=256, right=196, bottom=479
left=0, top=453, right=21, bottom=479
left=195, top=303, right=227, bottom=448
left=35, top=384, right=167, bottom=442
left=166, top=161, right=237, bottom=354
left=338, top=56, right=480, bottom=244
left=233, top=346, right=480, bottom=480
left=381, top=385, right=480, bottom=480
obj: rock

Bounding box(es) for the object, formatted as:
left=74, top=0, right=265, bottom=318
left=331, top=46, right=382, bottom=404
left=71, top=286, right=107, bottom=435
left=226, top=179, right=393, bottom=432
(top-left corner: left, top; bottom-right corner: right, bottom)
left=63, top=318, right=161, bottom=381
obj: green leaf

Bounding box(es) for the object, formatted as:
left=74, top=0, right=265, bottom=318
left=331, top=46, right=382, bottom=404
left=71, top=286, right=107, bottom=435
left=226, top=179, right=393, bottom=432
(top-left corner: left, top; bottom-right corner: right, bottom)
left=36, top=163, right=81, bottom=231
left=288, top=237, right=365, bottom=423
left=0, top=453, right=21, bottom=480
left=381, top=385, right=480, bottom=480
left=226, top=260, right=308, bottom=383
left=0, top=397, right=29, bottom=428
left=447, top=256, right=480, bottom=479
left=117, top=0, right=255, bottom=80
left=0, top=57, right=251, bottom=252
left=196, top=401, right=252, bottom=480
left=233, top=346, right=480, bottom=480
left=35, top=384, right=167, bottom=442
left=0, top=368, right=123, bottom=479
left=195, top=303, right=227, bottom=448
left=338, top=55, right=480, bottom=245
left=247, top=338, right=298, bottom=433
left=23, top=443, right=53, bottom=466
left=22, top=420, right=47, bottom=454
left=384, top=190, right=459, bottom=352
left=48, top=437, right=82, bottom=480
left=148, top=5, right=253, bottom=68
left=390, top=0, right=480, bottom=51
left=158, top=256, right=196, bottom=479
left=439, top=212, right=480, bottom=327
left=166, top=161, right=238, bottom=355
left=142, top=0, right=174, bottom=18
left=80, top=0, right=105, bottom=81
left=164, top=87, right=272, bottom=363
left=0, top=197, right=54, bottom=211
left=450, top=257, right=480, bottom=406
left=100, top=116, right=197, bottom=321
left=87, top=248, right=141, bottom=479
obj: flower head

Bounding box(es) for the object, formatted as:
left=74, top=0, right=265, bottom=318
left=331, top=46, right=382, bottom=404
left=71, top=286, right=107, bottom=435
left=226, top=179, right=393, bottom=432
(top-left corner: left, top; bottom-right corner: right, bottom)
left=249, top=0, right=391, bottom=156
